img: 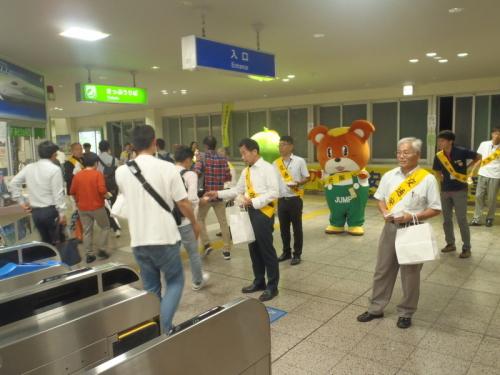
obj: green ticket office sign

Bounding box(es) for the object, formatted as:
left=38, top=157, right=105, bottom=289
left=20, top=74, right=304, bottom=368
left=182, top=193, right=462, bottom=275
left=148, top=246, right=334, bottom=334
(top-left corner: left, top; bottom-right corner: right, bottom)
left=75, top=83, right=148, bottom=104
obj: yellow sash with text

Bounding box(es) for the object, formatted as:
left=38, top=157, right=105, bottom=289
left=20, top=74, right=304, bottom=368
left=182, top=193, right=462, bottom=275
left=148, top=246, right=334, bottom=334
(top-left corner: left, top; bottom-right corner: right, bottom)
left=481, top=148, right=500, bottom=167
left=245, top=167, right=276, bottom=218
left=386, top=168, right=429, bottom=212
left=276, top=157, right=304, bottom=198
left=323, top=170, right=362, bottom=185
left=436, top=151, right=470, bottom=184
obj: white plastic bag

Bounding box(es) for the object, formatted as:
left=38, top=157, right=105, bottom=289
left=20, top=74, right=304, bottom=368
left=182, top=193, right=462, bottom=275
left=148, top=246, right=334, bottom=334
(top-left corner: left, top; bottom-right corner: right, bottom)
left=228, top=207, right=255, bottom=245
left=395, top=216, right=439, bottom=265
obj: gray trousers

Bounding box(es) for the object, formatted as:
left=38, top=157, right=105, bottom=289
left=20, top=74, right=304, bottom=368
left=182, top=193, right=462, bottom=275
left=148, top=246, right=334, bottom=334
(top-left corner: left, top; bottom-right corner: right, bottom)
left=441, top=190, right=471, bottom=250
left=368, top=222, right=423, bottom=318
left=79, top=207, right=110, bottom=256
left=473, top=175, right=500, bottom=221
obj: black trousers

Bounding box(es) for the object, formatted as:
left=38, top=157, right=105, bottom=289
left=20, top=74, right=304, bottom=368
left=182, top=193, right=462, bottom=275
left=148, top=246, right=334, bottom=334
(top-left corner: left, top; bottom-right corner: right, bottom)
left=247, top=208, right=279, bottom=292
left=31, top=206, right=59, bottom=244
left=278, top=196, right=304, bottom=257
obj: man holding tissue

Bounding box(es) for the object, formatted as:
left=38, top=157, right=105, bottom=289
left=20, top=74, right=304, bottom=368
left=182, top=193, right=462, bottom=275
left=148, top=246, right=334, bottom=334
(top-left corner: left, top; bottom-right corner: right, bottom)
left=204, top=138, right=280, bottom=302
left=357, top=137, right=441, bottom=329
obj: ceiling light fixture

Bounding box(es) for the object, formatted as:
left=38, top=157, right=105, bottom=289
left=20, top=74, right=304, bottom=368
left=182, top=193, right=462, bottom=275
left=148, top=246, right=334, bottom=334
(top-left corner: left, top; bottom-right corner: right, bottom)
left=403, top=84, right=414, bottom=96
left=180, top=89, right=187, bottom=95
left=448, top=7, right=464, bottom=13
left=438, top=59, right=448, bottom=63
left=426, top=52, right=437, bottom=57
left=60, top=27, right=109, bottom=41
left=457, top=52, right=469, bottom=58
left=433, top=56, right=442, bottom=60
left=287, top=74, right=296, bottom=79
left=313, top=33, right=325, bottom=38
left=248, top=75, right=275, bottom=82
left=282, top=78, right=290, bottom=82
left=151, top=66, right=160, bottom=70
left=409, top=59, right=419, bottom=63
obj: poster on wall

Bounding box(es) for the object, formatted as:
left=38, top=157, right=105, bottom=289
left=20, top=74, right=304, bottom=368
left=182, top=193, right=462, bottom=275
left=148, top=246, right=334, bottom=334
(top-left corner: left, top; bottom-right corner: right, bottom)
left=0, top=58, right=46, bottom=121
left=56, top=134, right=72, bottom=153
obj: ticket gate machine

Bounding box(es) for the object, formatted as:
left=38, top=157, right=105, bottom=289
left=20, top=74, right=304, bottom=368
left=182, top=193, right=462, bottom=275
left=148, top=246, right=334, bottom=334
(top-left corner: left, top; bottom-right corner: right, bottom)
left=86, top=298, right=271, bottom=375
left=0, top=241, right=66, bottom=294
left=0, top=263, right=161, bottom=375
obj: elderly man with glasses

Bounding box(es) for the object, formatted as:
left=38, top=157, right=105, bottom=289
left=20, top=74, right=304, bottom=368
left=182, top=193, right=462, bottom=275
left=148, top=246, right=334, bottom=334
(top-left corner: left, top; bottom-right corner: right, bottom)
left=357, top=137, right=441, bottom=329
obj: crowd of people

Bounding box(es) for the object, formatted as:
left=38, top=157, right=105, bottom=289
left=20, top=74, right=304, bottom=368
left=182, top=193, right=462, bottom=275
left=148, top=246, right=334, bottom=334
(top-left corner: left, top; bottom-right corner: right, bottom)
left=8, top=125, right=499, bottom=332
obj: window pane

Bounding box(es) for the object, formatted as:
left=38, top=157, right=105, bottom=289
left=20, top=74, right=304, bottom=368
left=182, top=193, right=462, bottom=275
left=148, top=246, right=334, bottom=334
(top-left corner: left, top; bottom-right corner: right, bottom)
left=249, top=111, right=267, bottom=136
left=210, top=114, right=222, bottom=143
left=290, top=108, right=308, bottom=158
left=455, top=97, right=473, bottom=149
left=372, top=102, right=398, bottom=159
left=230, top=112, right=247, bottom=157
left=196, top=115, right=210, bottom=145
left=319, top=106, right=341, bottom=127
left=491, top=94, right=500, bottom=134
left=180, top=117, right=195, bottom=146
left=163, top=117, right=180, bottom=151
left=270, top=109, right=288, bottom=137
left=474, top=96, right=490, bottom=149
left=400, top=100, right=428, bottom=157
left=342, top=104, right=367, bottom=125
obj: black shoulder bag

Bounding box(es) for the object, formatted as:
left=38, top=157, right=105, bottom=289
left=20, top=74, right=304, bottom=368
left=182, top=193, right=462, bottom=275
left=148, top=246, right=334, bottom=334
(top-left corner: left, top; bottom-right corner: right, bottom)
left=126, top=160, right=183, bottom=225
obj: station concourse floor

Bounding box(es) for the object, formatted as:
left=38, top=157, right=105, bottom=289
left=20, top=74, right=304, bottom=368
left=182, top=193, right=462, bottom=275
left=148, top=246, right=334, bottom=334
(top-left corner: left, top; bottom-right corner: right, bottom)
left=99, top=194, right=500, bottom=375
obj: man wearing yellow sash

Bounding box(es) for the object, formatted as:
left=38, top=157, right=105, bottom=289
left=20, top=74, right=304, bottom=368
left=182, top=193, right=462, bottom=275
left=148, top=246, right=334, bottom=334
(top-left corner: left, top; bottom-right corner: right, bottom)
left=433, top=130, right=481, bottom=258
left=63, top=142, right=84, bottom=194
left=273, top=136, right=310, bottom=266
left=205, top=138, right=280, bottom=302
left=470, top=127, right=500, bottom=227
left=357, top=137, right=441, bottom=329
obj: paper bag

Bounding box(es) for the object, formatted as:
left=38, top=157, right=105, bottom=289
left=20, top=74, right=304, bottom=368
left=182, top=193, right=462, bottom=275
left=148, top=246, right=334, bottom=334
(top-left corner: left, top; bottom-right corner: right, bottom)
left=395, top=222, right=439, bottom=265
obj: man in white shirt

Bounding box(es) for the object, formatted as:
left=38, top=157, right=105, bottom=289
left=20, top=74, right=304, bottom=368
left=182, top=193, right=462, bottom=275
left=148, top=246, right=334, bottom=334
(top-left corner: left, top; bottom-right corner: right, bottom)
left=115, top=125, right=200, bottom=333
left=274, top=136, right=310, bottom=265
left=357, top=137, right=441, bottom=329
left=205, top=138, right=280, bottom=302
left=174, top=146, right=209, bottom=291
left=470, top=127, right=500, bottom=227
left=10, top=141, right=67, bottom=244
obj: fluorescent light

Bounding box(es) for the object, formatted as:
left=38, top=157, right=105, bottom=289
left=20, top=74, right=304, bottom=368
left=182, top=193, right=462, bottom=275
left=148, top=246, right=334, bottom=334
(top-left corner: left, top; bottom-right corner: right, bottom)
left=449, top=7, right=464, bottom=13
left=282, top=78, right=290, bottom=82
left=151, top=66, right=160, bottom=70
left=457, top=52, right=469, bottom=58
left=180, top=89, right=187, bottom=95
left=161, top=90, right=168, bottom=95
left=53, top=107, right=64, bottom=111
left=60, top=27, right=109, bottom=41
left=438, top=59, right=448, bottom=63
left=313, top=33, right=325, bottom=38
left=287, top=74, right=296, bottom=79
left=248, top=75, right=275, bottom=82
left=403, top=85, right=414, bottom=96
left=409, top=59, right=419, bottom=63
left=433, top=56, right=442, bottom=60
left=426, top=52, right=437, bottom=57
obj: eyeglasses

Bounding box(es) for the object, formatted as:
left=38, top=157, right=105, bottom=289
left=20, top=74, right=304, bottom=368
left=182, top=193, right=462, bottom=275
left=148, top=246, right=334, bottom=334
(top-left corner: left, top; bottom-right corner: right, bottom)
left=396, top=151, right=416, bottom=157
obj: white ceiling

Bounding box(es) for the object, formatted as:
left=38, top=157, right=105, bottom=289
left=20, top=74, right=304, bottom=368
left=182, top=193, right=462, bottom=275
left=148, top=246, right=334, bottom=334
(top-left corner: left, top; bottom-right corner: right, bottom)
left=1, top=0, right=499, bottom=118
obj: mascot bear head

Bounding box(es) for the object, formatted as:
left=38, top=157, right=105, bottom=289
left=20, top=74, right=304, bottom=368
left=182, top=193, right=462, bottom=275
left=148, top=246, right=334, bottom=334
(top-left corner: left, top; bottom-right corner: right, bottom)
left=309, top=120, right=375, bottom=175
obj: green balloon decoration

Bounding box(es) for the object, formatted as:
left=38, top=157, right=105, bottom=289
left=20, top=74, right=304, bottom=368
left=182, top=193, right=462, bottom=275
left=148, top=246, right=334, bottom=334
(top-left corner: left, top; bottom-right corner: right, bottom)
left=251, top=127, right=280, bottom=163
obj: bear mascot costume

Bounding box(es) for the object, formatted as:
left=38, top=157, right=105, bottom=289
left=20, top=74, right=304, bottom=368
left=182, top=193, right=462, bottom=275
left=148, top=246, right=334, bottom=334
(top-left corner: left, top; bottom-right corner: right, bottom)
left=308, top=120, right=375, bottom=235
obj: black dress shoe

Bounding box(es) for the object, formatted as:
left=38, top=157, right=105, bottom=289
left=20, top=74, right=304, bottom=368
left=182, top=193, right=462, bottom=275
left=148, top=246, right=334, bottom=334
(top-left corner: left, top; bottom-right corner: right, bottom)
left=397, top=317, right=412, bottom=329
left=357, top=311, right=384, bottom=322
left=241, top=283, right=266, bottom=293
left=259, top=289, right=279, bottom=302
left=278, top=252, right=292, bottom=262
left=290, top=256, right=301, bottom=266
left=486, top=219, right=493, bottom=227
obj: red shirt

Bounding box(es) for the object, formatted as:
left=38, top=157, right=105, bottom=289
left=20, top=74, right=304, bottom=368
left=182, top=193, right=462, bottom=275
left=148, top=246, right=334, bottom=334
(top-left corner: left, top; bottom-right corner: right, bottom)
left=70, top=169, right=108, bottom=211
left=194, top=150, right=231, bottom=192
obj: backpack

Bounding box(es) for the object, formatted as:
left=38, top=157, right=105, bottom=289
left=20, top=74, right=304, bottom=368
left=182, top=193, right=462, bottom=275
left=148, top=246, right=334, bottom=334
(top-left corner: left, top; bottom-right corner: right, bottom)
left=158, top=151, right=174, bottom=163
left=98, top=156, right=118, bottom=194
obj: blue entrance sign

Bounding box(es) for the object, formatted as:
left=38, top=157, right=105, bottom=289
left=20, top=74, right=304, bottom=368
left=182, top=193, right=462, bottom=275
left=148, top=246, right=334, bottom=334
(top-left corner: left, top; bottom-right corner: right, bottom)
left=182, top=35, right=276, bottom=78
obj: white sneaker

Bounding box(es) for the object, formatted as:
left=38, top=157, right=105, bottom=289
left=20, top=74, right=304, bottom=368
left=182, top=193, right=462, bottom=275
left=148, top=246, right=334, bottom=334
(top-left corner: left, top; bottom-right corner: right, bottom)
left=115, top=230, right=121, bottom=238
left=192, top=272, right=210, bottom=291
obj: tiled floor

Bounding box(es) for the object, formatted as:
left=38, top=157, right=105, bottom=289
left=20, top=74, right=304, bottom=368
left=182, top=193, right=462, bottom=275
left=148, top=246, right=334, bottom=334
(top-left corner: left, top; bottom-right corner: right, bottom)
left=98, top=194, right=500, bottom=374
